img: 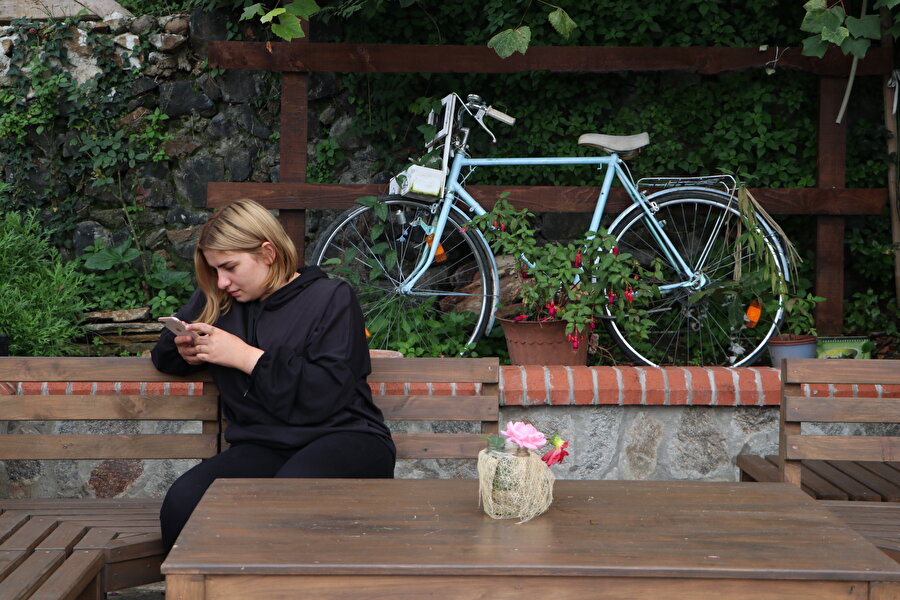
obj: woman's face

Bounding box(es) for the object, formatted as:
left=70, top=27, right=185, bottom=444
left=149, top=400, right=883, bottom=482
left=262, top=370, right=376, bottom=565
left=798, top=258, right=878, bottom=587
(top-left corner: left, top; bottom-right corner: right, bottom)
left=202, top=243, right=275, bottom=302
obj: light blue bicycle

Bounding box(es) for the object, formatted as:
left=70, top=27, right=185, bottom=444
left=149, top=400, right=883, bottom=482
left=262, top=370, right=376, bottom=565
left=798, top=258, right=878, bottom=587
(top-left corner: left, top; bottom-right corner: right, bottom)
left=312, top=93, right=790, bottom=366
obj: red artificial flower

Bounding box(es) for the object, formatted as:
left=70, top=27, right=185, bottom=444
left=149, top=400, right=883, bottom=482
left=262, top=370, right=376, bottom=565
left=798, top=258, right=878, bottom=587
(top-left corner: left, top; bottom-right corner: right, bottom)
left=542, top=434, right=569, bottom=466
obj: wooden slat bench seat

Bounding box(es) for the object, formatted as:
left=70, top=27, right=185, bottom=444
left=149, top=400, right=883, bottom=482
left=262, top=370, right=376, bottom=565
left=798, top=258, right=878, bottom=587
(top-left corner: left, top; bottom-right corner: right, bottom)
left=738, top=358, right=900, bottom=562
left=0, top=355, right=499, bottom=599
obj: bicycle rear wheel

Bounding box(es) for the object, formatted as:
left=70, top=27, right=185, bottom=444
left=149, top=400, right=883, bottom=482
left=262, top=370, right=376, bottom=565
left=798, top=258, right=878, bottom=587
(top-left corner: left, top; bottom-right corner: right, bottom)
left=605, top=189, right=788, bottom=367
left=311, top=196, right=498, bottom=356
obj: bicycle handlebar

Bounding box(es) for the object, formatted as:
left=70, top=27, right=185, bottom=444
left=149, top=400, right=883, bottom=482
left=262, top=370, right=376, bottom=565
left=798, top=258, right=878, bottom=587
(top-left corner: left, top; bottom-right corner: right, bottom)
left=485, top=106, right=516, bottom=126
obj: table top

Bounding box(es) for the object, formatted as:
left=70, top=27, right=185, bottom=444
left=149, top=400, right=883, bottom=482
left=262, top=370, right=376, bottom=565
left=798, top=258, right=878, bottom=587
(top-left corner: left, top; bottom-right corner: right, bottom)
left=161, top=478, right=900, bottom=582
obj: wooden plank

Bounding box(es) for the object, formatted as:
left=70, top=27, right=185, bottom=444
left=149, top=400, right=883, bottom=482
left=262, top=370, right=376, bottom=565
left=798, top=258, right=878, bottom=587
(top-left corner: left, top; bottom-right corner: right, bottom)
left=374, top=396, right=498, bottom=421
left=166, top=574, right=206, bottom=600
left=0, top=434, right=218, bottom=460
left=0, top=517, right=57, bottom=551
left=0, top=549, right=65, bottom=600
left=736, top=454, right=778, bottom=482
left=783, top=396, right=900, bottom=423
left=207, top=182, right=887, bottom=216
left=29, top=549, right=105, bottom=600
left=0, top=512, right=29, bottom=544
left=828, top=461, right=900, bottom=502
left=0, top=357, right=214, bottom=383
left=0, top=550, right=27, bottom=583
left=785, top=436, right=900, bottom=464
left=783, top=359, right=900, bottom=386
left=803, top=460, right=882, bottom=501
left=393, top=433, right=486, bottom=459
left=0, top=395, right=218, bottom=421
left=34, top=522, right=87, bottom=552
left=207, top=42, right=893, bottom=77
left=104, top=554, right=164, bottom=592
left=369, top=357, right=499, bottom=384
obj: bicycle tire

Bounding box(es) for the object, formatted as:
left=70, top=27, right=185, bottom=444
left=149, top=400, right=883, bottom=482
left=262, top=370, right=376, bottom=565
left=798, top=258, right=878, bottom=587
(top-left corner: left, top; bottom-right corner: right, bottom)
left=311, top=196, right=498, bottom=356
left=605, top=189, right=789, bottom=367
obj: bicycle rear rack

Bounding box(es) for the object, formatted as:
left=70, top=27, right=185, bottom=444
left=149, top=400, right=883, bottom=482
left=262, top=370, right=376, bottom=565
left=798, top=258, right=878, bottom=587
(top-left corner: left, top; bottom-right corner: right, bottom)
left=636, top=174, right=737, bottom=200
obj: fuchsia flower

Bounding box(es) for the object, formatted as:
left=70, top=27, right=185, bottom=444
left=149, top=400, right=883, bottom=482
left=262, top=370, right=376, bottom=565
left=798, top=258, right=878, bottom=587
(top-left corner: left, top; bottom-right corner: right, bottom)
left=500, top=421, right=547, bottom=450
left=607, top=291, right=616, bottom=304
left=573, top=250, right=582, bottom=268
left=545, top=301, right=557, bottom=317
left=625, top=287, right=634, bottom=303
left=541, top=434, right=569, bottom=466
left=513, top=314, right=528, bottom=322
left=612, top=246, right=620, bottom=256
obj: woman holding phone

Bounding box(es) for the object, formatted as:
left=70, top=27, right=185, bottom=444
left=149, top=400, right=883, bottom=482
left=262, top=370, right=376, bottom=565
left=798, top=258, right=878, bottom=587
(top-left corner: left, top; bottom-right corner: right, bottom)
left=151, top=199, right=395, bottom=553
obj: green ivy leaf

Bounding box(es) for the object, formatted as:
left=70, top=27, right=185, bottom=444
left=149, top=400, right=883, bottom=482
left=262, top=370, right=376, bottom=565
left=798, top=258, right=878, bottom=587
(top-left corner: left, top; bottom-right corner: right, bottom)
left=845, top=14, right=881, bottom=40
left=800, top=0, right=829, bottom=34
left=841, top=36, right=871, bottom=58
left=283, top=0, right=321, bottom=19
left=239, top=3, right=263, bottom=21
left=273, top=14, right=305, bottom=40
left=260, top=7, right=286, bottom=24
left=821, top=25, right=849, bottom=46
left=487, top=26, right=531, bottom=59
left=548, top=8, right=577, bottom=39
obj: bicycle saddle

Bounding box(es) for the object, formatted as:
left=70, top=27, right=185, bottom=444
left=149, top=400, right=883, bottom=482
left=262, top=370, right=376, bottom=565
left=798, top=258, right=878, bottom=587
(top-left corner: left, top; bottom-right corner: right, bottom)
left=578, top=132, right=650, bottom=159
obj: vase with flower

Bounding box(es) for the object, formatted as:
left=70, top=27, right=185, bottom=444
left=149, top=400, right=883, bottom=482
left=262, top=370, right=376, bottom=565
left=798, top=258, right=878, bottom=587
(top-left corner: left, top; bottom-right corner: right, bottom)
left=477, top=420, right=570, bottom=522
left=470, top=197, right=658, bottom=365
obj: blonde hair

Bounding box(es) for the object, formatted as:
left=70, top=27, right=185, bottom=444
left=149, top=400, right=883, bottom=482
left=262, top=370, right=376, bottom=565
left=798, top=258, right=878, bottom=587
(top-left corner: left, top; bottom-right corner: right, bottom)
left=193, top=199, right=299, bottom=324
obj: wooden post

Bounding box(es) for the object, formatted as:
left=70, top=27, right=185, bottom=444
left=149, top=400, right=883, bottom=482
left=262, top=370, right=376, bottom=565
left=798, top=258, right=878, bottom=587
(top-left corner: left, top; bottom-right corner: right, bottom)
left=815, top=77, right=847, bottom=335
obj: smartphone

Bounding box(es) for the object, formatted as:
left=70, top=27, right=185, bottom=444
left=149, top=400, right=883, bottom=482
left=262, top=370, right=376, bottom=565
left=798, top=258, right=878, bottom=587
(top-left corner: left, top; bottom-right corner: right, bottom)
left=158, top=316, right=198, bottom=340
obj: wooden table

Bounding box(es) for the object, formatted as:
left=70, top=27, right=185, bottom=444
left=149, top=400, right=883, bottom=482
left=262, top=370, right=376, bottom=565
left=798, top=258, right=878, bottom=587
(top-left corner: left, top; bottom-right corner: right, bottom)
left=162, top=479, right=900, bottom=600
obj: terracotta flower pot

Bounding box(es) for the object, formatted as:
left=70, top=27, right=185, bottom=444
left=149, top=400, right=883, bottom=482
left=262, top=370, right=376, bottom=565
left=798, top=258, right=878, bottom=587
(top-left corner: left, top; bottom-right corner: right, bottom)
left=496, top=315, right=588, bottom=366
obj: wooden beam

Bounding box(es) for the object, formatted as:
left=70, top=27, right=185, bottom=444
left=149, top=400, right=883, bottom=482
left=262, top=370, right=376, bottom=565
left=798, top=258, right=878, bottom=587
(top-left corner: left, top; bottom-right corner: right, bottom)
left=816, top=77, right=848, bottom=336
left=278, top=71, right=308, bottom=261
left=208, top=182, right=887, bottom=216
left=207, top=42, right=893, bottom=77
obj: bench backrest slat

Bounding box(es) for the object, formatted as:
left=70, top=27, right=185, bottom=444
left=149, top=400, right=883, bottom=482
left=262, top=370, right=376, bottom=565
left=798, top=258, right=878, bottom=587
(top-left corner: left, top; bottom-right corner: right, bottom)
left=779, top=358, right=900, bottom=488
left=0, top=356, right=500, bottom=476
left=0, top=435, right=219, bottom=460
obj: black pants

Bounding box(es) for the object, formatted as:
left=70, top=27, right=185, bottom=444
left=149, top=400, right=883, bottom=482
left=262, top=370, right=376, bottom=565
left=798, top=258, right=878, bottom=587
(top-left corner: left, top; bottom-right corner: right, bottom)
left=159, top=431, right=395, bottom=552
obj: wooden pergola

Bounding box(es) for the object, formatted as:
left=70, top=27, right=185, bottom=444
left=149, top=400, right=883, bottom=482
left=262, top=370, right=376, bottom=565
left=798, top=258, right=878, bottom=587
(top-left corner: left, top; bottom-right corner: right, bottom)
left=206, top=41, right=893, bottom=335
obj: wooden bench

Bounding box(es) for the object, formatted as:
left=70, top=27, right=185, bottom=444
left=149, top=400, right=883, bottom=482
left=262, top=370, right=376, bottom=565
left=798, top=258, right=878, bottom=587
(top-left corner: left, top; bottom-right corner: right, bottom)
left=738, top=358, right=900, bottom=561
left=0, top=355, right=499, bottom=599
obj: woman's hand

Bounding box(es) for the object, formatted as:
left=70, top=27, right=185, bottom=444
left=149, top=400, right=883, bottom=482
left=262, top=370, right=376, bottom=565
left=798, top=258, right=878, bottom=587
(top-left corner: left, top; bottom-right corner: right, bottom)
left=185, top=323, right=265, bottom=374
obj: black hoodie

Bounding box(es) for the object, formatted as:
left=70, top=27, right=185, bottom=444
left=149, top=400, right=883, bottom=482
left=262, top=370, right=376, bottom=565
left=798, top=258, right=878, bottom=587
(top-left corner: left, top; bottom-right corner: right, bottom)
left=151, top=267, right=395, bottom=455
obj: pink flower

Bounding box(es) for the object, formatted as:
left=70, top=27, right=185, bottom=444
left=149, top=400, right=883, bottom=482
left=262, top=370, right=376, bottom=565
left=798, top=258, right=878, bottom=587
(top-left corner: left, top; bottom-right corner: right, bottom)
left=607, top=291, right=616, bottom=304
left=542, top=440, right=569, bottom=466
left=625, top=287, right=634, bottom=303
left=612, top=246, right=620, bottom=256
left=500, top=421, right=547, bottom=450
left=460, top=226, right=467, bottom=233
left=513, top=314, right=527, bottom=322
left=573, top=250, right=582, bottom=268
left=545, top=301, right=557, bottom=317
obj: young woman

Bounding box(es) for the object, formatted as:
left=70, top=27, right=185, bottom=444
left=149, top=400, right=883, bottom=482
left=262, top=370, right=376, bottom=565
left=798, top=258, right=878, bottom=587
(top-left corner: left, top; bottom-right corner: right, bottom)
left=151, top=199, right=395, bottom=552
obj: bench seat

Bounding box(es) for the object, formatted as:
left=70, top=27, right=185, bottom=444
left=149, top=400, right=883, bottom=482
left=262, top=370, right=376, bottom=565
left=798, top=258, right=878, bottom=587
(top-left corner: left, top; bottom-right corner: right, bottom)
left=0, top=356, right=499, bottom=599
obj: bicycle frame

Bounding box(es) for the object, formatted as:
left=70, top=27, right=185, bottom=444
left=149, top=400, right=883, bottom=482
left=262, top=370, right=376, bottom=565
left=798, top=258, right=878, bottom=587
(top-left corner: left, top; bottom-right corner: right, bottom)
left=398, top=150, right=701, bottom=296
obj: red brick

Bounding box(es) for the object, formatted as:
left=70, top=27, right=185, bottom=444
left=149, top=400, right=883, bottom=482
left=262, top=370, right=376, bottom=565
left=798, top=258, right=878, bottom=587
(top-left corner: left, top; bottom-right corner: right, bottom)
left=45, top=382, right=68, bottom=395
left=523, top=366, right=549, bottom=406
left=641, top=368, right=666, bottom=405
left=758, top=368, right=781, bottom=405
left=0, top=382, right=16, bottom=394
left=94, top=382, right=119, bottom=394
left=618, top=367, right=642, bottom=405
left=169, top=382, right=191, bottom=395
left=144, top=382, right=167, bottom=396
left=884, top=385, right=900, bottom=398
left=70, top=381, right=93, bottom=395
left=832, top=384, right=854, bottom=398
left=665, top=368, right=689, bottom=406
left=407, top=382, right=430, bottom=395
left=20, top=382, right=42, bottom=394
left=380, top=382, right=406, bottom=396
left=569, top=367, right=595, bottom=405
left=499, top=366, right=525, bottom=406
left=683, top=367, right=713, bottom=405
left=455, top=382, right=477, bottom=396
left=544, top=366, right=570, bottom=405
left=710, top=368, right=736, bottom=405
left=593, top=367, right=620, bottom=405
left=120, top=382, right=141, bottom=395
left=855, top=384, right=878, bottom=398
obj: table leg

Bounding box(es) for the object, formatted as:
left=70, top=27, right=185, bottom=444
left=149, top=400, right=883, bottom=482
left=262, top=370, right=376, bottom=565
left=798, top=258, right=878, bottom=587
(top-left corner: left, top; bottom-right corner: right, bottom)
left=165, top=574, right=205, bottom=600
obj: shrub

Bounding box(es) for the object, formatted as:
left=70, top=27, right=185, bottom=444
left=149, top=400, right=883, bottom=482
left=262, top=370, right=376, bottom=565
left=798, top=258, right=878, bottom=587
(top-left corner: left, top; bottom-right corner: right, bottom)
left=0, top=212, right=87, bottom=356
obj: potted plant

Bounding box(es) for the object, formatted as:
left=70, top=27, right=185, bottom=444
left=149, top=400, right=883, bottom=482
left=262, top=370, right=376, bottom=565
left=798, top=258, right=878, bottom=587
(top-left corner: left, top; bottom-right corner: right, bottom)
left=766, top=292, right=825, bottom=366
left=470, top=197, right=658, bottom=365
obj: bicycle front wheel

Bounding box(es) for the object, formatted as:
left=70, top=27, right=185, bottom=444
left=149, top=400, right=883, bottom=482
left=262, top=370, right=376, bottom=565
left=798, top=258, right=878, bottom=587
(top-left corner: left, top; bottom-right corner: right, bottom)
left=311, top=196, right=498, bottom=356
left=606, top=189, right=789, bottom=367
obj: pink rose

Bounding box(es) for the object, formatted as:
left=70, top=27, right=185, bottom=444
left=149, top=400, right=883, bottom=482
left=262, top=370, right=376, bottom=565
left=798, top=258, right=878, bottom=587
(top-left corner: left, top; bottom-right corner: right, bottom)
left=500, top=421, right=547, bottom=450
